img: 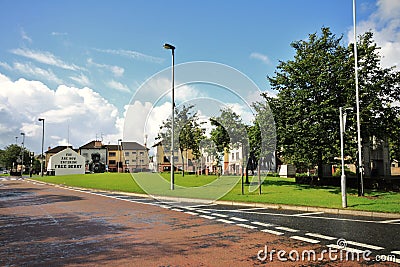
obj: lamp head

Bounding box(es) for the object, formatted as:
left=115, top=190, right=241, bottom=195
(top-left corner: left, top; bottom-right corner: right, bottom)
left=38, top=118, right=44, bottom=122
left=163, top=43, right=175, bottom=50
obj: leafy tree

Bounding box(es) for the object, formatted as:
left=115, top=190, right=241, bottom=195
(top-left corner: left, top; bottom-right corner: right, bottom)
left=210, top=107, right=247, bottom=176
left=156, top=104, right=205, bottom=176
left=265, top=27, right=400, bottom=178
left=0, top=144, right=32, bottom=171
left=266, top=27, right=351, bottom=177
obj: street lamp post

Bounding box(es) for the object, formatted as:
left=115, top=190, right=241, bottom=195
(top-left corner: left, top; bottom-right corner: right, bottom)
left=20, top=132, right=25, bottom=176
left=38, top=118, right=45, bottom=176
left=339, top=107, right=351, bottom=208
left=353, top=0, right=364, bottom=196
left=163, top=43, right=175, bottom=190
left=118, top=139, right=122, bottom=173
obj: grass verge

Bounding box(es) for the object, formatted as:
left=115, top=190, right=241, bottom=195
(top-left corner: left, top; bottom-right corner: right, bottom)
left=32, top=173, right=400, bottom=213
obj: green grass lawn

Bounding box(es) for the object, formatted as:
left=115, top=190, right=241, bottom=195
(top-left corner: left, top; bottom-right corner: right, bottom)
left=32, top=173, right=400, bottom=213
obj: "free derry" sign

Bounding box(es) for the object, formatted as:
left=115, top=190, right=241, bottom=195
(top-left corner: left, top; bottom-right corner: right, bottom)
left=48, top=148, right=85, bottom=175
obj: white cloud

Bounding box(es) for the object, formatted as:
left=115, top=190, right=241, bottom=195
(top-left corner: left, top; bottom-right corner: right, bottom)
left=106, top=80, right=131, bottom=93
left=348, top=0, right=400, bottom=69
left=21, top=28, right=32, bottom=43
left=94, top=48, right=164, bottom=64
left=51, top=32, right=68, bottom=36
left=0, top=73, right=121, bottom=153
left=70, top=73, right=91, bottom=86
left=10, top=48, right=84, bottom=71
left=12, top=62, right=63, bottom=84
left=250, top=52, right=271, bottom=65
left=87, top=58, right=124, bottom=77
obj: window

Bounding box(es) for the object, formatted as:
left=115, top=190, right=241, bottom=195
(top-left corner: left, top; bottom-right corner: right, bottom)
left=109, top=160, right=116, bottom=164
left=236, top=152, right=239, bottom=160
left=125, top=160, right=129, bottom=164
left=232, top=153, right=234, bottom=160
left=132, top=151, right=137, bottom=154
left=125, top=152, right=129, bottom=157
left=140, top=151, right=144, bottom=155
left=109, top=152, right=116, bottom=157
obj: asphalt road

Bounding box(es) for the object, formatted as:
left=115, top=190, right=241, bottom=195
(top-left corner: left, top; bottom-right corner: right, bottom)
left=1, top=177, right=399, bottom=266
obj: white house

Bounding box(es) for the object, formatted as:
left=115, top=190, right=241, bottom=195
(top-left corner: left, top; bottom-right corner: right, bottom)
left=47, top=147, right=85, bottom=176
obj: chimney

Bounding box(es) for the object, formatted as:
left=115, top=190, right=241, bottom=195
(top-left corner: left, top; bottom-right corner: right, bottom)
left=94, top=140, right=102, bottom=148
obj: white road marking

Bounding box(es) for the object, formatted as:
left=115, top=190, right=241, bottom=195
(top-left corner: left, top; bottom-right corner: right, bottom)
left=391, top=251, right=400, bottom=255
left=171, top=208, right=183, bottom=212
left=230, top=217, right=248, bottom=222
left=327, top=244, right=365, bottom=254
left=290, top=236, right=320, bottom=244
left=346, top=241, right=384, bottom=250
left=380, top=219, right=400, bottom=224
left=275, top=226, right=299, bottom=232
left=251, top=221, right=274, bottom=227
left=184, top=211, right=198, bottom=215
left=211, top=213, right=228, bottom=218
left=217, top=219, right=235, bottom=224
left=261, top=229, right=284, bottom=235
left=305, top=233, right=336, bottom=240
left=224, top=209, right=393, bottom=224
left=199, top=215, right=215, bottom=220
left=290, top=211, right=324, bottom=216
left=236, top=223, right=257, bottom=229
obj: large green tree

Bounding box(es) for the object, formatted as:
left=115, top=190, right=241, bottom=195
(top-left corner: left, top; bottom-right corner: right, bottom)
left=265, top=27, right=400, bottom=177
left=156, top=104, right=205, bottom=176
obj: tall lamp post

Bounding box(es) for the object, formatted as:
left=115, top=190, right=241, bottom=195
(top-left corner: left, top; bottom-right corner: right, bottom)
left=163, top=43, right=175, bottom=190
left=118, top=139, right=122, bottom=173
left=339, top=107, right=352, bottom=208
left=38, top=118, right=45, bottom=176
left=20, top=132, right=25, bottom=176
left=353, top=0, right=364, bottom=196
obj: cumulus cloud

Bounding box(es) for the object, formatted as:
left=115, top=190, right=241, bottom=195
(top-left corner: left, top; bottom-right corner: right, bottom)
left=0, top=73, right=121, bottom=153
left=106, top=80, right=131, bottom=93
left=87, top=58, right=124, bottom=77
left=250, top=52, right=271, bottom=65
left=349, top=0, right=400, bottom=69
left=10, top=48, right=84, bottom=71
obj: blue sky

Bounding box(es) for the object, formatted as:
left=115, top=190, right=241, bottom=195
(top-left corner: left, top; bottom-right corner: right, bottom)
left=0, top=0, right=399, bottom=153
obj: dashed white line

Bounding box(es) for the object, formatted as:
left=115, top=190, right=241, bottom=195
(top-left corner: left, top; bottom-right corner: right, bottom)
left=380, top=219, right=400, bottom=224
left=236, top=223, right=257, bottom=229
left=230, top=217, right=248, bottom=222
left=290, top=236, right=320, bottom=244
left=171, top=208, right=184, bottom=212
left=290, top=211, right=324, bottom=216
left=251, top=221, right=274, bottom=227
left=346, top=241, right=384, bottom=250
left=305, top=233, right=336, bottom=240
left=199, top=215, right=215, bottom=220
left=275, top=226, right=299, bottom=232
left=261, top=229, right=284, bottom=235
left=217, top=219, right=236, bottom=224
left=211, top=213, right=228, bottom=218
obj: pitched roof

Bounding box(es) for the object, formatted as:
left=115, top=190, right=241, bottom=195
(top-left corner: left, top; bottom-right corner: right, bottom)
left=46, top=146, right=78, bottom=154
left=122, top=141, right=148, bottom=150
left=79, top=140, right=106, bottom=149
